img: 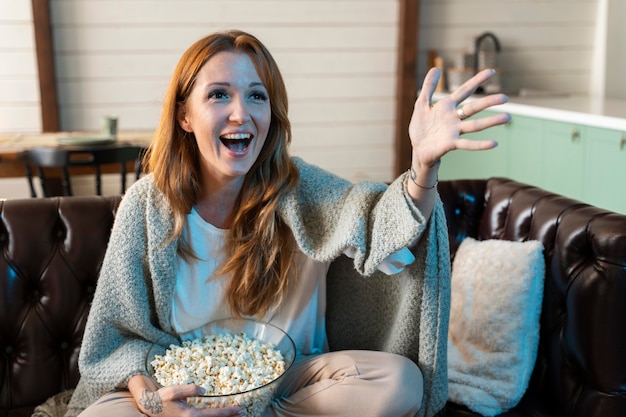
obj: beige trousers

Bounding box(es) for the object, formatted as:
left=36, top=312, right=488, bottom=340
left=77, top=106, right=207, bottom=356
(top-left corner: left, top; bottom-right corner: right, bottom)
left=78, top=350, right=423, bottom=417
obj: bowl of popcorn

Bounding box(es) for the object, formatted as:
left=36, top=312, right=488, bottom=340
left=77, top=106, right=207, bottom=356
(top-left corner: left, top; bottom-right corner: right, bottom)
left=147, top=318, right=296, bottom=417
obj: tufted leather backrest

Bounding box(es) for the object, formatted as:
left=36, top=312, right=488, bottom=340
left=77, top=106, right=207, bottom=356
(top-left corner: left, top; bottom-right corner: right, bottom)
left=1, top=179, right=625, bottom=417
left=438, top=178, right=626, bottom=417
left=0, top=196, right=121, bottom=417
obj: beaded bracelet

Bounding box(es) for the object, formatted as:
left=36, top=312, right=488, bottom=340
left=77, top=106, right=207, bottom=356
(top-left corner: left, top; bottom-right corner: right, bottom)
left=408, top=168, right=438, bottom=190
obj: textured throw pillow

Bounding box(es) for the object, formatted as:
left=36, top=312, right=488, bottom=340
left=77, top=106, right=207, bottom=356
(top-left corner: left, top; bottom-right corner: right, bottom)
left=447, top=237, right=545, bottom=416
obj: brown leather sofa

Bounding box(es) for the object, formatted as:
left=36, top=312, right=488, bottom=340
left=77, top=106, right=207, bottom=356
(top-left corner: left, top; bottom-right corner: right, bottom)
left=1, top=177, right=624, bottom=417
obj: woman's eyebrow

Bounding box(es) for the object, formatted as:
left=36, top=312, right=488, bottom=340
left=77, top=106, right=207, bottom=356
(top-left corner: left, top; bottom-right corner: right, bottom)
left=206, top=81, right=265, bottom=88
left=207, top=81, right=230, bottom=87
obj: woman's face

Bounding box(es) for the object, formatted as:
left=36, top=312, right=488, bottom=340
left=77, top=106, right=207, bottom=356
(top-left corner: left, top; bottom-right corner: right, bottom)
left=179, top=51, right=271, bottom=186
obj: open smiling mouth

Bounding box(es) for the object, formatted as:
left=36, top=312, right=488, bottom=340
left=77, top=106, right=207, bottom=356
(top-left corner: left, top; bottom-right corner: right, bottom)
left=220, top=133, right=252, bottom=152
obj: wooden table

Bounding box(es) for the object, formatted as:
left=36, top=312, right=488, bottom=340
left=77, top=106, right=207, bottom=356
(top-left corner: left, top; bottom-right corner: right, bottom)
left=0, top=131, right=153, bottom=178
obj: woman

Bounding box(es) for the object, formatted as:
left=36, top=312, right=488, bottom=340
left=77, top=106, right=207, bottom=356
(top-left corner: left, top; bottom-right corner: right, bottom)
left=63, top=30, right=509, bottom=417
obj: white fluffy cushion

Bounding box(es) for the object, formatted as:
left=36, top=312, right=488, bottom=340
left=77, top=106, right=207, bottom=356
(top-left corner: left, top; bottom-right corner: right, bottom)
left=447, top=237, right=545, bottom=416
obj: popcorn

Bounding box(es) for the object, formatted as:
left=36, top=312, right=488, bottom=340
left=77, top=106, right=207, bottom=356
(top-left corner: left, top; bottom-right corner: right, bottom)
left=150, top=332, right=286, bottom=416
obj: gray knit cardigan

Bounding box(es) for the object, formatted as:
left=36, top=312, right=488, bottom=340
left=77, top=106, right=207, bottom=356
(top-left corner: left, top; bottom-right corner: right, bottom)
left=53, top=157, right=450, bottom=417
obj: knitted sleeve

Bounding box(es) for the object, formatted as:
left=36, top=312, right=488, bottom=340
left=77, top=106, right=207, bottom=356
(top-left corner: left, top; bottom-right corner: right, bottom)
left=279, top=157, right=427, bottom=275
left=74, top=176, right=179, bottom=407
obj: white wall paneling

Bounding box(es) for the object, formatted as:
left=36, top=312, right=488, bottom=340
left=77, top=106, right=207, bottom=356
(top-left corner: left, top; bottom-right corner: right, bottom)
left=3, top=1, right=623, bottom=198
left=418, top=0, right=598, bottom=95
left=0, top=0, right=400, bottom=199
left=0, top=1, right=40, bottom=133
left=47, top=0, right=400, bottom=183
left=605, top=0, right=626, bottom=98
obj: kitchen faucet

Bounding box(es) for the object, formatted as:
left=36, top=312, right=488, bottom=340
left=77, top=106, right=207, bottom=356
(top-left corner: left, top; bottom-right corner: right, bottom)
left=473, top=32, right=501, bottom=93
left=473, top=31, right=501, bottom=74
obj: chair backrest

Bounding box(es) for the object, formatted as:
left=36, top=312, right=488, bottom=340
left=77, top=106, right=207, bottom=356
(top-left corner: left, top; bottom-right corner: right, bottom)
left=0, top=195, right=122, bottom=416
left=23, top=145, right=145, bottom=197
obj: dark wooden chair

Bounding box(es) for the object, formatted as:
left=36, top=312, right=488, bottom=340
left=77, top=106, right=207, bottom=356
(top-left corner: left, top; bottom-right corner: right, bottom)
left=22, top=144, right=145, bottom=197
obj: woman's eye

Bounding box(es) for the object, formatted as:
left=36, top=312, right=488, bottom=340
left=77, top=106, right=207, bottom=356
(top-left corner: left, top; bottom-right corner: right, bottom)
left=250, top=91, right=268, bottom=101
left=208, top=90, right=227, bottom=100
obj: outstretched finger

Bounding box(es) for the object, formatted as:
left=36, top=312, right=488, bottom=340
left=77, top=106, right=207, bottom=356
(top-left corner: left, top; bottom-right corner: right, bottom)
left=455, top=137, right=498, bottom=151
left=458, top=93, right=508, bottom=118
left=461, top=112, right=511, bottom=133
left=448, top=69, right=496, bottom=104
left=416, top=67, right=442, bottom=108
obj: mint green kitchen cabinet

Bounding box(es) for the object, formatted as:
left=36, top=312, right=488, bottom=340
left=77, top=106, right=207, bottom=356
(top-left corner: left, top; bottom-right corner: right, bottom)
left=541, top=120, right=585, bottom=200
left=437, top=104, right=626, bottom=214
left=439, top=110, right=509, bottom=180
left=507, top=115, right=542, bottom=187
left=584, top=127, right=626, bottom=214
left=439, top=112, right=540, bottom=185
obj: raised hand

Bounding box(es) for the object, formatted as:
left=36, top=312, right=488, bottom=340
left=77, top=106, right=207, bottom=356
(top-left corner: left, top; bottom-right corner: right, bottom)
left=408, top=67, right=511, bottom=170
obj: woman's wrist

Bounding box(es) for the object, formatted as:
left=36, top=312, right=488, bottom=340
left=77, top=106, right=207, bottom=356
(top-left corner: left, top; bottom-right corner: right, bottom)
left=408, top=159, right=440, bottom=191
left=405, top=159, right=439, bottom=220
left=408, top=167, right=438, bottom=190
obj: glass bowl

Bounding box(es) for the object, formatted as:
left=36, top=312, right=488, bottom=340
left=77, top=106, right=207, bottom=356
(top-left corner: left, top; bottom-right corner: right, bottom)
left=146, top=318, right=296, bottom=416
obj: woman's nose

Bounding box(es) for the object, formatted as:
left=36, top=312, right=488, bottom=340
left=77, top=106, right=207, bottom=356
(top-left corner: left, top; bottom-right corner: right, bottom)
left=228, top=97, right=251, bottom=124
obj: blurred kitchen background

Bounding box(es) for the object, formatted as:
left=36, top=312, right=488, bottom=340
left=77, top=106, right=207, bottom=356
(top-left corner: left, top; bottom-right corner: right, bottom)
left=418, top=0, right=623, bottom=98
left=1, top=0, right=624, bottom=202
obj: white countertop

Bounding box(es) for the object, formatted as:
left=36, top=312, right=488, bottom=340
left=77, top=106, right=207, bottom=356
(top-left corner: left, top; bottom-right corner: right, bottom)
left=466, top=94, right=626, bottom=131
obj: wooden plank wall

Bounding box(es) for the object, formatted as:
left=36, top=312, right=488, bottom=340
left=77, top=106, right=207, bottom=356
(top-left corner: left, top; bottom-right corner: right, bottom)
left=2, top=0, right=609, bottom=197
left=48, top=0, right=400, bottom=183
left=418, top=0, right=598, bottom=95
left=0, top=1, right=41, bottom=133
left=606, top=0, right=626, bottom=98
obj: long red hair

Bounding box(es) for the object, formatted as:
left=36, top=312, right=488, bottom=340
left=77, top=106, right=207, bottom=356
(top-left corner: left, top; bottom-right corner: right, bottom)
left=145, top=30, right=299, bottom=317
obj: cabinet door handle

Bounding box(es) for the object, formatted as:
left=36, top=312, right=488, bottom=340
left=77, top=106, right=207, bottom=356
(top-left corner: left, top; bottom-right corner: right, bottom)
left=571, top=128, right=581, bottom=141
left=621, top=133, right=625, bottom=150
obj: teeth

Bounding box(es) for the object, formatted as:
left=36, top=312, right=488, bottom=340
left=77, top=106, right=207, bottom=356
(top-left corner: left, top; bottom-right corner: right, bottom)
left=221, top=133, right=251, bottom=140
left=220, top=133, right=252, bottom=152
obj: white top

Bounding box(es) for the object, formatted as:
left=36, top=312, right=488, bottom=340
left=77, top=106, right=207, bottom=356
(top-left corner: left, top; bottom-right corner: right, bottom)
left=171, top=207, right=415, bottom=356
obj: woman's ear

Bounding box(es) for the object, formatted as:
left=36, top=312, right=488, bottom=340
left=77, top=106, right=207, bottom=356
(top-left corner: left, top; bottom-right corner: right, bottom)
left=177, top=103, right=193, bottom=133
